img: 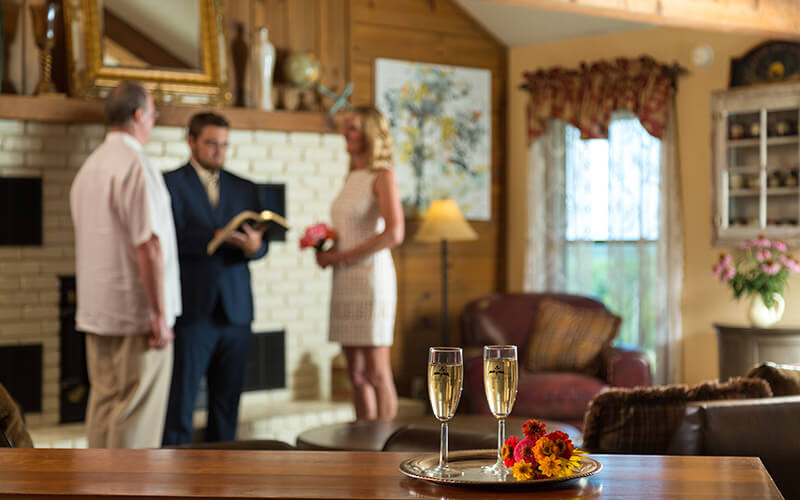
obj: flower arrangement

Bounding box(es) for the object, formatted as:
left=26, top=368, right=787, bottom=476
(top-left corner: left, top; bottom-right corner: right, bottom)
left=713, top=235, right=800, bottom=307
left=501, top=419, right=585, bottom=481
left=299, top=223, right=337, bottom=252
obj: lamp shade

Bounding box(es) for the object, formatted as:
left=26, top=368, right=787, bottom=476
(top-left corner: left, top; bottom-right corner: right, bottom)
left=414, top=199, right=478, bottom=243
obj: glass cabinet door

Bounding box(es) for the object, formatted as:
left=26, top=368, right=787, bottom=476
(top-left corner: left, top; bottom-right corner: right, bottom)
left=764, top=107, right=800, bottom=228
left=713, top=84, right=800, bottom=246
left=725, top=109, right=762, bottom=230
left=718, top=102, right=800, bottom=243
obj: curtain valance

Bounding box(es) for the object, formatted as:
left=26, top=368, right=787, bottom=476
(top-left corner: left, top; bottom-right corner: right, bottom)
left=522, top=56, right=676, bottom=140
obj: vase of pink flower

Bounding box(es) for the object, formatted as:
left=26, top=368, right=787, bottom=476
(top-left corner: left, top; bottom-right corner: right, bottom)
left=713, top=235, right=800, bottom=327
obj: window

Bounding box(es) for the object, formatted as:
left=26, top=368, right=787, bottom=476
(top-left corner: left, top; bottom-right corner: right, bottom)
left=561, top=114, right=662, bottom=370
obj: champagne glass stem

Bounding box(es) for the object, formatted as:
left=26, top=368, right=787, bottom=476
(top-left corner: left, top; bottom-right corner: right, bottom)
left=496, top=418, right=505, bottom=465
left=439, top=421, right=448, bottom=469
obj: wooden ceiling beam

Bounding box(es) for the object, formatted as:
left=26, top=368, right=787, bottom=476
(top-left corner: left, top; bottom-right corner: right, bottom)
left=482, top=0, right=800, bottom=39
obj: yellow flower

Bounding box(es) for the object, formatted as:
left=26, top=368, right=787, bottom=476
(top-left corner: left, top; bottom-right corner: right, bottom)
left=511, top=461, right=535, bottom=481
left=537, top=455, right=561, bottom=477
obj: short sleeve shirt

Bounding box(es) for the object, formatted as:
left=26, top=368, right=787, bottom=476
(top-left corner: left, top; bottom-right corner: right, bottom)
left=70, top=132, right=182, bottom=334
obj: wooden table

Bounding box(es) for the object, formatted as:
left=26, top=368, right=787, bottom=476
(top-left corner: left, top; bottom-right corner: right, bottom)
left=0, top=449, right=782, bottom=499
left=296, top=416, right=581, bottom=451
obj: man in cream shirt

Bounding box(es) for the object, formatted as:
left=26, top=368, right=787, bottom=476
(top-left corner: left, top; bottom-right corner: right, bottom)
left=70, top=81, right=181, bottom=448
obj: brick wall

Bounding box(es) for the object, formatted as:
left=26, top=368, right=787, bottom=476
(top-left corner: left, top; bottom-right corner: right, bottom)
left=0, top=119, right=348, bottom=427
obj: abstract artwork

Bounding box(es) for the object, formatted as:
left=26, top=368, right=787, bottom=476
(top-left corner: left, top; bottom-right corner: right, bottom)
left=375, top=58, right=491, bottom=220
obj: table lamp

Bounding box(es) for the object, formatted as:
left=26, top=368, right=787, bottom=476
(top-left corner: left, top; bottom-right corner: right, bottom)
left=414, top=199, right=477, bottom=346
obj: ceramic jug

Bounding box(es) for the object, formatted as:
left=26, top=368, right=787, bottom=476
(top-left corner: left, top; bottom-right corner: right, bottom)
left=748, top=294, right=785, bottom=328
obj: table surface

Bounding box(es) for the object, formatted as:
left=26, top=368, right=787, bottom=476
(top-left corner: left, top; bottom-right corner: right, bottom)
left=0, top=449, right=782, bottom=499
left=296, top=415, right=581, bottom=451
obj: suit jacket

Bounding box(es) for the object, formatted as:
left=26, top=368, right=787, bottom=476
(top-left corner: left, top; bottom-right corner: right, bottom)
left=164, top=164, right=267, bottom=326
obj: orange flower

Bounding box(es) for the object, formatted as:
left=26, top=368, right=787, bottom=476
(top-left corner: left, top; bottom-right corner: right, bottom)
left=533, top=437, right=556, bottom=463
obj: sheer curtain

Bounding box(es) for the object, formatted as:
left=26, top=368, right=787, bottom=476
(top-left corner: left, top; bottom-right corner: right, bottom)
left=525, top=105, right=683, bottom=385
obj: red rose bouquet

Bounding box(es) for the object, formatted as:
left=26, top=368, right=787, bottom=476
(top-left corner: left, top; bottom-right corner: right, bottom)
left=501, top=419, right=585, bottom=481
left=300, top=223, right=337, bottom=251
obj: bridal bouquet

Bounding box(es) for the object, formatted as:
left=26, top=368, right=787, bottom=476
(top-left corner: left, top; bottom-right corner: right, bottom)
left=501, top=419, right=585, bottom=481
left=299, top=223, right=337, bottom=251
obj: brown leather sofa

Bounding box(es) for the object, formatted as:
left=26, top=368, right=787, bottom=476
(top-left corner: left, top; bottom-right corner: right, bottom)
left=668, top=396, right=800, bottom=498
left=460, top=293, right=652, bottom=429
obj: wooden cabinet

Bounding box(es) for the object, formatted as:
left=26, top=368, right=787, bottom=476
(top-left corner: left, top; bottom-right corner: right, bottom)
left=714, top=323, right=800, bottom=381
left=712, top=82, right=800, bottom=246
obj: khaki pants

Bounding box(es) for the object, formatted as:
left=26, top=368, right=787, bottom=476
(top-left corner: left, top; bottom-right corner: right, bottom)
left=85, top=333, right=172, bottom=449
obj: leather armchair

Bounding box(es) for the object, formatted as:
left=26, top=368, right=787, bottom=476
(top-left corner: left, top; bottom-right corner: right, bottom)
left=668, top=396, right=800, bottom=498
left=460, top=293, right=652, bottom=429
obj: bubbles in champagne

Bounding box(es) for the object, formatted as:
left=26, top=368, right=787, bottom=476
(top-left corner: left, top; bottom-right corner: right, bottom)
left=428, top=362, right=463, bottom=421
left=483, top=358, right=518, bottom=418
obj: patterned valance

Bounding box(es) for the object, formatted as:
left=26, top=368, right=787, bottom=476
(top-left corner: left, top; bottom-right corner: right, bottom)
left=522, top=56, right=675, bottom=141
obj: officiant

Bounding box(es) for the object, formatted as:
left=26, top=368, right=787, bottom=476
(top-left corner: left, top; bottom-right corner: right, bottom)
left=162, top=112, right=269, bottom=445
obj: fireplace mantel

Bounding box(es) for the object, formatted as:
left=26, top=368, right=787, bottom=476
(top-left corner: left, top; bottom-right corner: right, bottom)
left=0, top=95, right=333, bottom=133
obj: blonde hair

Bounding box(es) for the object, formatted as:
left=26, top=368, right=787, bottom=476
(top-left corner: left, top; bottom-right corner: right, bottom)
left=350, top=106, right=394, bottom=171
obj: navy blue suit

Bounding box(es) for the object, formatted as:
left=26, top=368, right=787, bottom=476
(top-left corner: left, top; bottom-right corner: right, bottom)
left=162, top=164, right=267, bottom=445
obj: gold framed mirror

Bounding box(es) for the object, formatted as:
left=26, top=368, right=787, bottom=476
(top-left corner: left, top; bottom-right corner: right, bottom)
left=62, top=0, right=231, bottom=105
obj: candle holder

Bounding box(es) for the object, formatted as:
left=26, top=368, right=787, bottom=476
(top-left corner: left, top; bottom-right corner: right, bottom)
left=30, top=1, right=60, bottom=96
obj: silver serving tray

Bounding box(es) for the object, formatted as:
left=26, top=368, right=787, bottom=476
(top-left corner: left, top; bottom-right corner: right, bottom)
left=398, top=449, right=602, bottom=487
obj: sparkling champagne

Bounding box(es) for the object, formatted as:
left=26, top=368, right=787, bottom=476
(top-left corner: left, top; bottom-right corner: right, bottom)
left=483, top=358, right=518, bottom=418
left=428, top=362, right=463, bottom=421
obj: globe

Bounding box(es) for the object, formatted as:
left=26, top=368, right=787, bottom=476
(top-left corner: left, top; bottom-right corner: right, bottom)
left=283, top=52, right=321, bottom=88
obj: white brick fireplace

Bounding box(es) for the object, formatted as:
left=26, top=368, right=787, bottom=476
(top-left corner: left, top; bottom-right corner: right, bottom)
left=0, top=118, right=348, bottom=428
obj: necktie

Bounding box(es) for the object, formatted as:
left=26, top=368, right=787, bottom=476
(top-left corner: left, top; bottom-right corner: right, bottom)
left=206, top=174, right=219, bottom=209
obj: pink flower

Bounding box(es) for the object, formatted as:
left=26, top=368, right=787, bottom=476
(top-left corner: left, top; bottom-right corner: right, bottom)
left=740, top=239, right=755, bottom=249
left=721, top=266, right=735, bottom=281
left=761, top=261, right=781, bottom=275
left=779, top=255, right=800, bottom=274
left=773, top=240, right=788, bottom=252
left=719, top=253, right=733, bottom=266
left=753, top=236, right=772, bottom=248
left=755, top=249, right=772, bottom=262
left=513, top=437, right=537, bottom=464
left=712, top=261, right=735, bottom=282
left=299, top=223, right=337, bottom=251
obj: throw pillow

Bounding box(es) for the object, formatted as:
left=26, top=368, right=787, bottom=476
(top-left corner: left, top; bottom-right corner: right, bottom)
left=582, top=377, right=772, bottom=454
left=524, top=299, right=621, bottom=373
left=0, top=383, right=33, bottom=448
left=746, top=362, right=800, bottom=396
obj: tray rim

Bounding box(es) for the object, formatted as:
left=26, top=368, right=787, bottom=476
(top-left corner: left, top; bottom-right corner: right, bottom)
left=398, top=448, right=602, bottom=487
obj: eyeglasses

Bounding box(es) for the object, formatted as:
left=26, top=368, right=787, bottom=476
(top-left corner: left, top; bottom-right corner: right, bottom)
left=201, top=140, right=229, bottom=149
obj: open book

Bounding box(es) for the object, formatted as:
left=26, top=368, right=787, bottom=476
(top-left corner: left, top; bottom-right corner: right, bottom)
left=206, top=210, right=289, bottom=255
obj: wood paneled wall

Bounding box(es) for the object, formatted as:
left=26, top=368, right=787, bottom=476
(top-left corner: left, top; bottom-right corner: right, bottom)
left=226, top=0, right=507, bottom=396
left=348, top=0, right=506, bottom=395
left=225, top=0, right=349, bottom=107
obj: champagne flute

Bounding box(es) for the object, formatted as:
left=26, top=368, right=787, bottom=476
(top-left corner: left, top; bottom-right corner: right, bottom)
left=426, top=346, right=463, bottom=478
left=481, top=345, right=518, bottom=476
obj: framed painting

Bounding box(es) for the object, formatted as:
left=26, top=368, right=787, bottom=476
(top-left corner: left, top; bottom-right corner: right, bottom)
left=375, top=58, right=491, bottom=220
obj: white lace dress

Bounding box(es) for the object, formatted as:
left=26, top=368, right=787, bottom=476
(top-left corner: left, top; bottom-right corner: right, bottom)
left=328, top=168, right=397, bottom=346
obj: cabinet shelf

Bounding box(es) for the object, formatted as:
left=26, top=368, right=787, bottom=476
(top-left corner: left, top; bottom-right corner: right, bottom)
left=728, top=136, right=799, bottom=148
left=0, top=95, right=334, bottom=133
left=729, top=187, right=800, bottom=197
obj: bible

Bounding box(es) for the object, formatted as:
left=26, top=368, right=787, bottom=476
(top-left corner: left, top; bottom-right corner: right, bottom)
left=206, top=210, right=289, bottom=255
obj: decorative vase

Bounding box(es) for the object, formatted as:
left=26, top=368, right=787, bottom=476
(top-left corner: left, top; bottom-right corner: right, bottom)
left=250, top=27, right=275, bottom=111
left=748, top=294, right=785, bottom=328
